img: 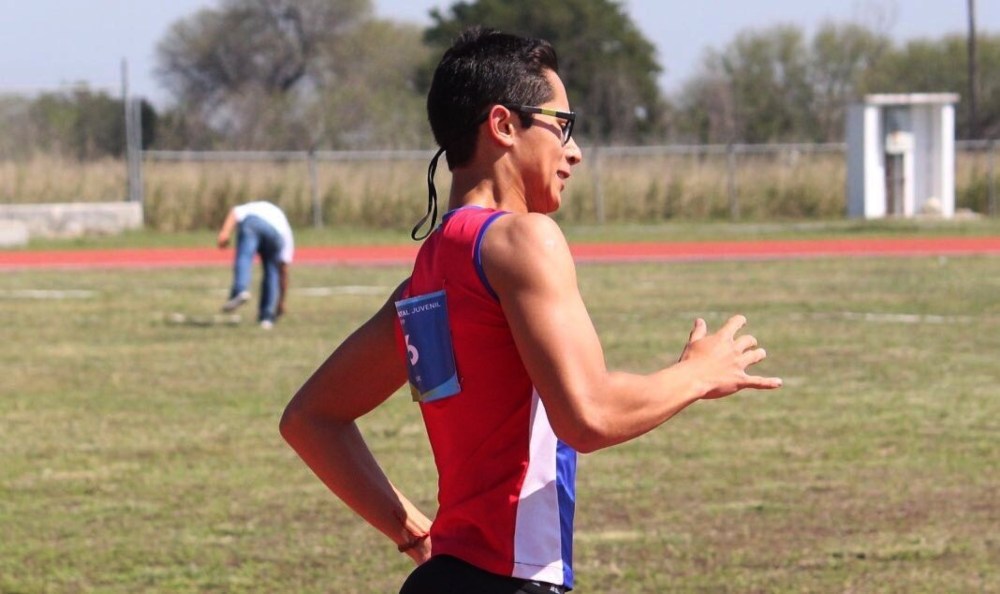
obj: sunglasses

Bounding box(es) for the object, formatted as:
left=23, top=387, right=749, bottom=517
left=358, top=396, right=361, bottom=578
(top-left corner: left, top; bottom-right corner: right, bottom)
left=502, top=104, right=576, bottom=146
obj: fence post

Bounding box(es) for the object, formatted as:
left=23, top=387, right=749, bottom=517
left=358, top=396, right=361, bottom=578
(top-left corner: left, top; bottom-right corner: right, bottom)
left=308, top=150, right=321, bottom=228
left=591, top=146, right=605, bottom=224
left=727, top=143, right=739, bottom=220
left=989, top=139, right=997, bottom=217
left=125, top=97, right=144, bottom=206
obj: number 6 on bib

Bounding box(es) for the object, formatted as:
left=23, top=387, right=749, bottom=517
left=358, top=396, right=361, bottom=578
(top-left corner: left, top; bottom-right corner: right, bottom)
left=395, top=290, right=461, bottom=403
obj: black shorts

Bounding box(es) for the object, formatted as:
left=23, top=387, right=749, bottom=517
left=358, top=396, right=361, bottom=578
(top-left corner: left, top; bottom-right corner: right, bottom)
left=399, top=555, right=567, bottom=594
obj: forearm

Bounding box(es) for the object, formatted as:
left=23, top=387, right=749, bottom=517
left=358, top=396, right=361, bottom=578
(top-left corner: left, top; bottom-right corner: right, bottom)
left=559, top=361, right=707, bottom=452
left=547, top=316, right=779, bottom=453
left=282, top=413, right=432, bottom=554
left=217, top=210, right=237, bottom=247
left=278, top=283, right=430, bottom=558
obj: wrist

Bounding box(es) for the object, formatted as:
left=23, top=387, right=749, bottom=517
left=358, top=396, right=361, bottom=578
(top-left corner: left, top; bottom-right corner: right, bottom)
left=397, top=532, right=429, bottom=553
left=393, top=508, right=431, bottom=554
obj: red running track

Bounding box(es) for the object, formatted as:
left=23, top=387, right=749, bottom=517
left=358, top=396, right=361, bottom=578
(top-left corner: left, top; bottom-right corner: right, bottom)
left=3, top=237, right=1000, bottom=270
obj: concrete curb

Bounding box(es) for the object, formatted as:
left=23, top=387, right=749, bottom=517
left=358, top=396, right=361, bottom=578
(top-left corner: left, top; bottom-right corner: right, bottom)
left=0, top=219, right=29, bottom=247
left=0, top=202, right=143, bottom=240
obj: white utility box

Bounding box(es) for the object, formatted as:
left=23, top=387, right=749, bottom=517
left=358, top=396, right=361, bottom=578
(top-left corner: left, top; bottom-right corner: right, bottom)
left=846, top=93, right=959, bottom=218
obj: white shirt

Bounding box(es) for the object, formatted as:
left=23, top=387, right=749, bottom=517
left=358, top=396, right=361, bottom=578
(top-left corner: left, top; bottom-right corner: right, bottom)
left=233, top=201, right=295, bottom=263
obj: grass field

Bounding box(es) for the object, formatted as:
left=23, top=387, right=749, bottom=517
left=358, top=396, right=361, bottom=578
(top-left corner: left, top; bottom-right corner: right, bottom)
left=2, top=233, right=999, bottom=592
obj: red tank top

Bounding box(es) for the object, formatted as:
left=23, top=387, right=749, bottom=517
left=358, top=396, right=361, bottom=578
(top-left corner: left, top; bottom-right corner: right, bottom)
left=398, top=206, right=577, bottom=587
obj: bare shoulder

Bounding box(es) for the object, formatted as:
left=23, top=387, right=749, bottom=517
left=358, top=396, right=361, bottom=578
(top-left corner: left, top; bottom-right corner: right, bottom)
left=485, top=212, right=570, bottom=261
left=482, top=212, right=575, bottom=289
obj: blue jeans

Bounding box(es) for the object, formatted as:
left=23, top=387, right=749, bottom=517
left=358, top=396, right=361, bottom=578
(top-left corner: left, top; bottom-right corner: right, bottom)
left=230, top=215, right=284, bottom=322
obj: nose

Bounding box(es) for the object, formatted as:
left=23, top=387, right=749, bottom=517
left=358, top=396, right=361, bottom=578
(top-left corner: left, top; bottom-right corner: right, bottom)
left=565, top=137, right=583, bottom=166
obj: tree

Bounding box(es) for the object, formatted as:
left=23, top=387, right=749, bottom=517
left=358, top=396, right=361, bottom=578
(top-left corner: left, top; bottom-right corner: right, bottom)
left=157, top=0, right=369, bottom=102
left=154, top=0, right=429, bottom=150
left=0, top=87, right=156, bottom=160
left=0, top=95, right=36, bottom=159
left=674, top=67, right=735, bottom=144
left=675, top=22, right=889, bottom=144
left=861, top=33, right=1000, bottom=139
left=809, top=22, right=890, bottom=141
left=423, top=0, right=665, bottom=144
left=725, top=26, right=817, bottom=143
left=309, top=20, right=432, bottom=149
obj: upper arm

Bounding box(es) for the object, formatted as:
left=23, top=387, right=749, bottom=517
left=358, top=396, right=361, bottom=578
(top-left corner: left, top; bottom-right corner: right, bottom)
left=283, top=281, right=409, bottom=424
left=481, top=215, right=608, bottom=443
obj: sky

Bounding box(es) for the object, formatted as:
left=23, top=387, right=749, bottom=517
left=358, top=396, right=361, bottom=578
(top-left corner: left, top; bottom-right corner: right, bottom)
left=1, top=0, right=997, bottom=107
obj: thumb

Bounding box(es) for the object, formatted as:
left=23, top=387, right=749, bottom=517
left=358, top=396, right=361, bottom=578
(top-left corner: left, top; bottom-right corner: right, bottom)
left=688, top=318, right=707, bottom=343
left=679, top=318, right=707, bottom=362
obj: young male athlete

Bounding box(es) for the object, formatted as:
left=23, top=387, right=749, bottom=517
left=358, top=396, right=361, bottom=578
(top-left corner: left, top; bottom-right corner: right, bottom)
left=280, top=27, right=782, bottom=593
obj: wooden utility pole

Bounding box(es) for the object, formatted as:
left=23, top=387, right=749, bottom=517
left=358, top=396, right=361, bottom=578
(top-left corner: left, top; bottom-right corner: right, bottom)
left=967, top=0, right=979, bottom=138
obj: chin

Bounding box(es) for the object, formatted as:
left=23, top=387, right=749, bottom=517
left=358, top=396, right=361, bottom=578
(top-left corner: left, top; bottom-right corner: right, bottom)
left=546, top=195, right=563, bottom=214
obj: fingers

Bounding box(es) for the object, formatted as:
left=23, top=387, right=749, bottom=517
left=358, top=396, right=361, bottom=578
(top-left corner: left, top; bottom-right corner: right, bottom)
left=734, top=333, right=758, bottom=352
left=741, top=346, right=768, bottom=367
left=739, top=347, right=782, bottom=389
left=743, top=374, right=783, bottom=390
left=719, top=314, right=747, bottom=339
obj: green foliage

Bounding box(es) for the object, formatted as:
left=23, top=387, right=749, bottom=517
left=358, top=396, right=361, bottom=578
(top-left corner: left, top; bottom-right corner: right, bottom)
left=0, top=87, right=155, bottom=160
left=5, top=9, right=998, bottom=158
left=677, top=23, right=890, bottom=144
left=156, top=0, right=373, bottom=102
left=153, top=0, right=429, bottom=151
left=861, top=33, right=1000, bottom=139
left=423, top=0, right=665, bottom=143
left=957, top=171, right=998, bottom=213
left=673, top=24, right=1000, bottom=144
left=863, top=36, right=969, bottom=94
left=726, top=26, right=816, bottom=143
left=809, top=22, right=891, bottom=140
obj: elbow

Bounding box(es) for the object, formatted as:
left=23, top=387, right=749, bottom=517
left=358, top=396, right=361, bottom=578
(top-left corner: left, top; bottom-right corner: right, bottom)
left=562, top=430, right=609, bottom=455
left=278, top=398, right=307, bottom=448
left=552, top=407, right=613, bottom=454
left=566, top=437, right=602, bottom=455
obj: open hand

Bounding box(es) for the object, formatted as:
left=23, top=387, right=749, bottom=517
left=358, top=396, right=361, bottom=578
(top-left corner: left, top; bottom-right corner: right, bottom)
left=679, top=315, right=782, bottom=399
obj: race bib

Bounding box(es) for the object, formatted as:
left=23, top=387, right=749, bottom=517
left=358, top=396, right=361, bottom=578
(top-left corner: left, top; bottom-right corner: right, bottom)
left=395, top=290, right=461, bottom=403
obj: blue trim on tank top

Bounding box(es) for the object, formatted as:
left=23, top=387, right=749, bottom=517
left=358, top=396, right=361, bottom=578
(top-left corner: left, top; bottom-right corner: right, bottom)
left=473, top=211, right=507, bottom=301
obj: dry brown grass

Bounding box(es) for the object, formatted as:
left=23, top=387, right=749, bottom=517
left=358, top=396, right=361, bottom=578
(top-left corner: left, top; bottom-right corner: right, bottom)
left=3, top=150, right=995, bottom=230
left=0, top=155, right=126, bottom=204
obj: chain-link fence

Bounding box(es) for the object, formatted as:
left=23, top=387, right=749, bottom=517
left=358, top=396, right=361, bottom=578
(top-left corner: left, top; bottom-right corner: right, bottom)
left=135, top=141, right=997, bottom=230
left=2, top=139, right=996, bottom=230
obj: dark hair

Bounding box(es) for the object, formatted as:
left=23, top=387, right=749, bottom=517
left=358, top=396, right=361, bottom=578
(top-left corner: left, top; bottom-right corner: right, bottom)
left=427, top=27, right=559, bottom=170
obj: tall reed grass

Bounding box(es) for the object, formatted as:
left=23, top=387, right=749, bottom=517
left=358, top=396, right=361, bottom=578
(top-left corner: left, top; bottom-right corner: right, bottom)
left=0, top=156, right=126, bottom=205
left=2, top=149, right=995, bottom=230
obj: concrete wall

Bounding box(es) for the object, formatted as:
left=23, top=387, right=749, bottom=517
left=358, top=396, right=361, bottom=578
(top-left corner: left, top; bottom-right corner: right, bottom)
left=0, top=202, right=143, bottom=240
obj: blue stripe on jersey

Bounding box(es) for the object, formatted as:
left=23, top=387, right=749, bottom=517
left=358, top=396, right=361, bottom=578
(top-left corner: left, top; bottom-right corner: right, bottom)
left=473, top=211, right=508, bottom=302
left=556, top=440, right=577, bottom=588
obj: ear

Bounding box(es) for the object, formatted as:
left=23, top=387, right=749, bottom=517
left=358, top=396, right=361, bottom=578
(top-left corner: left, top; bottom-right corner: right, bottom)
left=485, top=105, right=516, bottom=148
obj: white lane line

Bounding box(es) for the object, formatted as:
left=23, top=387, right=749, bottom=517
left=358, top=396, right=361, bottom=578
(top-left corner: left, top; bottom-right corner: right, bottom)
left=679, top=311, right=980, bottom=325
left=296, top=286, right=388, bottom=297
left=0, top=289, right=96, bottom=299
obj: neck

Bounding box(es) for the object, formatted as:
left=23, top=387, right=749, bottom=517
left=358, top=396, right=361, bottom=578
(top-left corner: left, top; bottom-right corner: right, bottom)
left=446, top=157, right=527, bottom=213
